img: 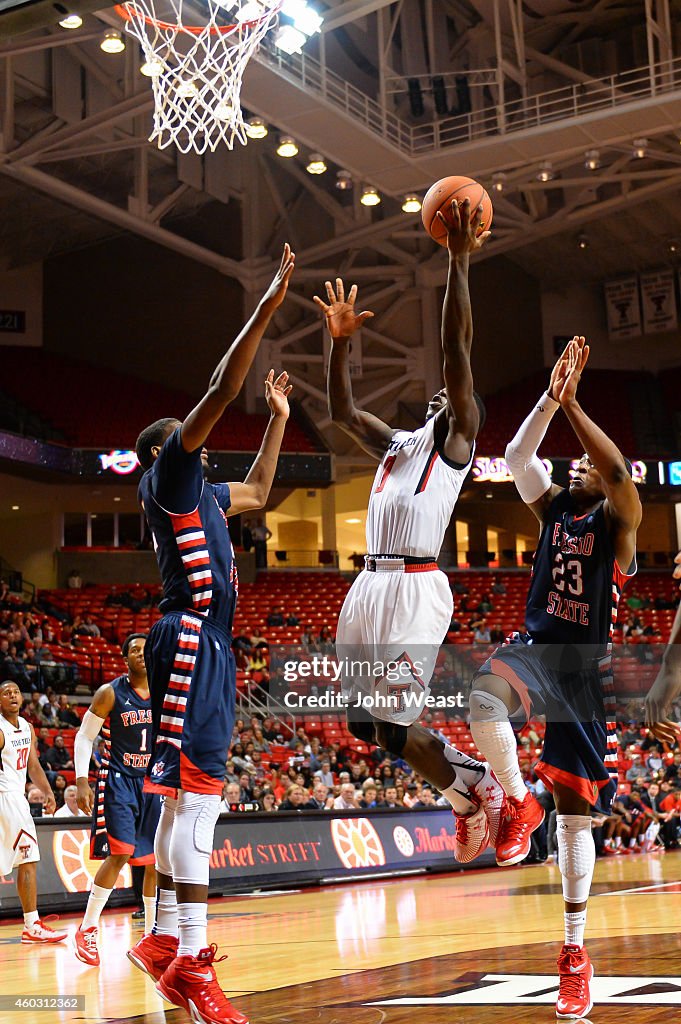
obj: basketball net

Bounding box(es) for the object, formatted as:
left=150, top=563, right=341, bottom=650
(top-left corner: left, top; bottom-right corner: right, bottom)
left=115, top=0, right=282, bottom=154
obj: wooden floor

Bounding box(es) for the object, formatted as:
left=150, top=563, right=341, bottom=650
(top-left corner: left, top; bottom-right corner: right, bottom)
left=1, top=850, right=680, bottom=1023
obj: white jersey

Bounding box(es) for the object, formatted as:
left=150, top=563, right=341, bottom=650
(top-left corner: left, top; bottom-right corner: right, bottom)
left=366, top=417, right=474, bottom=557
left=0, top=714, right=32, bottom=794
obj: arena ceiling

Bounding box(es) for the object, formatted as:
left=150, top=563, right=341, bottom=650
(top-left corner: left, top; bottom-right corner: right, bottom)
left=2, top=0, right=681, bottom=434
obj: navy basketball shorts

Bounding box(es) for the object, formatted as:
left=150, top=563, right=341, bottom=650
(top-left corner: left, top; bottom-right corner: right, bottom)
left=143, top=610, right=236, bottom=797
left=475, top=636, right=617, bottom=808
left=90, top=772, right=161, bottom=864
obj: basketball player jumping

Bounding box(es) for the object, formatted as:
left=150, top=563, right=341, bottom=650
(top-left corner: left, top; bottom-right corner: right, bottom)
left=0, top=680, right=67, bottom=944
left=127, top=243, right=295, bottom=1024
left=73, top=633, right=160, bottom=966
left=316, top=198, right=504, bottom=862
left=470, top=337, right=641, bottom=1019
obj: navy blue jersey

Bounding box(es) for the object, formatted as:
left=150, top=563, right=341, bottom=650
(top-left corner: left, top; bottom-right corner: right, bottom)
left=138, top=427, right=238, bottom=634
left=525, top=488, right=633, bottom=648
left=101, top=676, right=153, bottom=777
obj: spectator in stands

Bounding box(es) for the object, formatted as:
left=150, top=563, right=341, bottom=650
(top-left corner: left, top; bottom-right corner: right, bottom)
left=261, top=715, right=279, bottom=742
left=473, top=624, right=491, bottom=645
left=383, top=785, right=400, bottom=808
left=77, top=615, right=101, bottom=639
left=36, top=726, right=51, bottom=760
left=230, top=742, right=250, bottom=773
left=403, top=782, right=421, bottom=808
left=665, top=752, right=681, bottom=783
left=220, top=782, right=242, bottom=813
left=647, top=746, right=664, bottom=774
left=27, top=786, right=49, bottom=817
left=317, top=624, right=334, bottom=652
left=448, top=614, right=462, bottom=633
left=468, top=613, right=485, bottom=632
left=423, top=713, right=448, bottom=746
left=490, top=623, right=505, bottom=644
left=626, top=753, right=651, bottom=783
left=313, top=759, right=334, bottom=787
left=477, top=593, right=494, bottom=615
left=249, top=628, right=268, bottom=651
left=238, top=772, right=253, bottom=800
left=67, top=569, right=82, bottom=589
left=658, top=788, right=681, bottom=848
left=93, top=738, right=107, bottom=769
left=56, top=694, right=80, bottom=728
left=279, top=785, right=307, bottom=811
left=305, top=782, right=332, bottom=810
left=251, top=728, right=270, bottom=754
left=452, top=580, right=468, bottom=595
left=286, top=612, right=300, bottom=627
left=626, top=590, right=644, bottom=611
left=261, top=790, right=277, bottom=813
left=413, top=786, right=436, bottom=809
left=492, top=579, right=507, bottom=595
left=246, top=649, right=269, bottom=689
left=359, top=781, right=378, bottom=808
left=251, top=519, right=272, bottom=569
left=52, top=773, right=67, bottom=809
left=334, top=783, right=359, bottom=810
left=44, top=734, right=74, bottom=772
left=232, top=633, right=251, bottom=670
left=53, top=785, right=87, bottom=818
left=300, top=625, right=316, bottom=647
left=266, top=607, right=284, bottom=627
left=22, top=693, right=47, bottom=728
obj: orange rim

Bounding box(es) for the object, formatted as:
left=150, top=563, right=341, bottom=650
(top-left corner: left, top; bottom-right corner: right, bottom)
left=114, top=1, right=281, bottom=37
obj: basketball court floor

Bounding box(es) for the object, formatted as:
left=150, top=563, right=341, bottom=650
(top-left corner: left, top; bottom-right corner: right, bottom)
left=1, top=850, right=679, bottom=1023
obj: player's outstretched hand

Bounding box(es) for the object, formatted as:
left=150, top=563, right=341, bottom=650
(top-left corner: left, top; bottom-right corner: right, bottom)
left=548, top=339, right=573, bottom=401
left=645, top=665, right=681, bottom=746
left=558, top=336, right=589, bottom=406
left=437, top=197, right=491, bottom=257
left=44, top=789, right=57, bottom=816
left=673, top=550, right=681, bottom=589
left=262, top=243, right=296, bottom=313
left=313, top=279, right=374, bottom=342
left=265, top=369, right=292, bottom=419
left=76, top=777, right=94, bottom=815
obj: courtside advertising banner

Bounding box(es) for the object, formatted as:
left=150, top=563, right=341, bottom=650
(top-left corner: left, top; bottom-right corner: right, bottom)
left=604, top=276, right=641, bottom=340
left=0, top=811, right=493, bottom=915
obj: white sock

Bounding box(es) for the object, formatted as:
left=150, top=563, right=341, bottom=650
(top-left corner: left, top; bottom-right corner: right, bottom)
left=82, top=884, right=112, bottom=930
left=152, top=887, right=178, bottom=938
left=24, top=910, right=39, bottom=929
left=177, top=902, right=207, bottom=958
left=143, top=894, right=156, bottom=935
left=441, top=779, right=476, bottom=815
left=443, top=744, right=485, bottom=789
left=469, top=722, right=526, bottom=801
left=604, top=838, right=612, bottom=848
left=614, top=836, right=622, bottom=848
left=564, top=909, right=587, bottom=948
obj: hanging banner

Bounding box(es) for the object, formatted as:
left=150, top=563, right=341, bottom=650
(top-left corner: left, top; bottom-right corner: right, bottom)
left=604, top=277, right=641, bottom=340
left=641, top=269, right=677, bottom=335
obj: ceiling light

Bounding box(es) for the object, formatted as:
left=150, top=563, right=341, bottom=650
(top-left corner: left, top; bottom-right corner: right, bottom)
left=345, top=518, right=362, bottom=524
left=245, top=118, right=268, bottom=139
left=485, top=492, right=493, bottom=499
left=669, top=240, right=679, bottom=254
left=58, top=12, right=82, bottom=28
left=578, top=233, right=589, bottom=250
left=360, top=185, right=381, bottom=207
left=273, top=24, right=307, bottom=53
left=306, top=153, right=327, bottom=174
left=100, top=29, right=125, bottom=53
left=633, top=137, right=648, bottom=159
left=176, top=79, right=198, bottom=98
left=113, top=496, right=121, bottom=502
left=236, top=1, right=265, bottom=21
left=140, top=57, right=164, bottom=77
left=276, top=135, right=298, bottom=157
left=536, top=161, right=554, bottom=182
left=584, top=149, right=600, bottom=170
left=335, top=169, right=353, bottom=191
left=214, top=100, right=235, bottom=121
left=11, top=505, right=19, bottom=511
left=491, top=172, right=506, bottom=193
left=401, top=194, right=422, bottom=213
left=282, top=0, right=323, bottom=35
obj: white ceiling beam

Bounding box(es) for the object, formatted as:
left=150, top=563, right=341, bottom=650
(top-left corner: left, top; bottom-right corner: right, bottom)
left=321, top=0, right=398, bottom=33
left=0, top=30, right=102, bottom=58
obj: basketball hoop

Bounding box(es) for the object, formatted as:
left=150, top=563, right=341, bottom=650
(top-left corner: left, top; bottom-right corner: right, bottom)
left=115, top=0, right=282, bottom=154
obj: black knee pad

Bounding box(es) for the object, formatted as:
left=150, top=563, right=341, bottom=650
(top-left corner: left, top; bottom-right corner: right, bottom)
left=374, top=720, right=409, bottom=757
left=346, top=715, right=376, bottom=745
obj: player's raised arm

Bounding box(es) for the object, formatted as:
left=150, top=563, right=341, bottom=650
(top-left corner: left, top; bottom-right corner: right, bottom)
left=226, top=370, right=292, bottom=515
left=74, top=684, right=115, bottom=814
left=27, top=724, right=57, bottom=816
left=316, top=279, right=394, bottom=461
left=504, top=341, right=573, bottom=523
left=438, top=198, right=490, bottom=462
left=180, top=243, right=295, bottom=454
left=558, top=337, right=642, bottom=566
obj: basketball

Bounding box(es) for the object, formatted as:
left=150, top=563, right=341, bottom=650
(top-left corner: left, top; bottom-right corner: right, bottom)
left=421, top=175, right=493, bottom=246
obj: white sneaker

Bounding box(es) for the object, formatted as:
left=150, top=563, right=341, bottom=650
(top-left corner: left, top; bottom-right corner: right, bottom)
left=21, top=917, right=67, bottom=944
left=454, top=796, right=490, bottom=864
left=472, top=763, right=505, bottom=847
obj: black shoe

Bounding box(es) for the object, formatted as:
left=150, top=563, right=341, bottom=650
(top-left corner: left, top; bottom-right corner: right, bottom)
left=131, top=908, right=145, bottom=921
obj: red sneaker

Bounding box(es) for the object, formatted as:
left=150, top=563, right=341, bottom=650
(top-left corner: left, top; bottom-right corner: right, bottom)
left=73, top=925, right=99, bottom=966
left=602, top=844, right=620, bottom=856
left=454, top=795, right=490, bottom=864
left=556, top=944, right=594, bottom=1019
left=472, top=764, right=505, bottom=848
left=127, top=932, right=179, bottom=982
left=495, top=791, right=545, bottom=867
left=21, top=917, right=67, bottom=944
left=157, top=944, right=249, bottom=1024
